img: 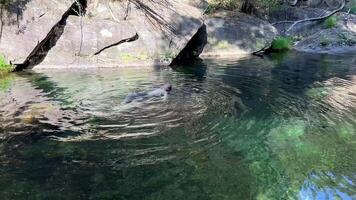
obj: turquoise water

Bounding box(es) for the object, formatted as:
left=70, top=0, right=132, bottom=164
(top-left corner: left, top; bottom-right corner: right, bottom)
left=0, top=52, right=355, bottom=199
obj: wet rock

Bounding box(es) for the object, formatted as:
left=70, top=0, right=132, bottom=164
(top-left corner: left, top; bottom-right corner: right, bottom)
left=37, top=16, right=139, bottom=68
left=202, top=11, right=277, bottom=56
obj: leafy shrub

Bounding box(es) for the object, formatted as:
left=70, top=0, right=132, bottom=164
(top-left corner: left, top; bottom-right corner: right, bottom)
left=205, top=0, right=281, bottom=14
left=206, top=0, right=241, bottom=14
left=259, top=0, right=280, bottom=9
left=0, top=55, right=11, bottom=72
left=324, top=16, right=337, bottom=29
left=270, top=37, right=293, bottom=52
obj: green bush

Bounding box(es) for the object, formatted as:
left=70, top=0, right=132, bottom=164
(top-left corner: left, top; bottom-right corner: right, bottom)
left=324, top=16, right=337, bottom=29
left=270, top=37, right=293, bottom=52
left=0, top=55, right=11, bottom=72
left=205, top=0, right=241, bottom=14
left=205, top=0, right=280, bottom=14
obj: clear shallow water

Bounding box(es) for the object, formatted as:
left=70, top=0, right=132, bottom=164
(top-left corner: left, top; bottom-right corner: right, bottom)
left=0, top=52, right=355, bottom=199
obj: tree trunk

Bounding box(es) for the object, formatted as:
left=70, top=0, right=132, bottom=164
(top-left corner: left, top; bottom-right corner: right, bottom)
left=241, top=0, right=254, bottom=14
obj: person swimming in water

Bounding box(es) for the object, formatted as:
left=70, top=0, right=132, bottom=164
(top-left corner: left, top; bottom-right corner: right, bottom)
left=124, top=84, right=172, bottom=104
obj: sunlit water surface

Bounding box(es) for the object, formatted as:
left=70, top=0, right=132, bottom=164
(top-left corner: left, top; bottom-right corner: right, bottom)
left=0, top=52, right=356, bottom=199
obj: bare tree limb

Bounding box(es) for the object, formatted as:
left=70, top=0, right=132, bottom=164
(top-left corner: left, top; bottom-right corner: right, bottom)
left=252, top=44, right=271, bottom=56
left=123, top=0, right=131, bottom=20
left=73, top=0, right=85, bottom=56
left=272, top=7, right=330, bottom=26
left=285, top=0, right=345, bottom=33
left=93, top=33, right=139, bottom=55
left=108, top=3, right=121, bottom=23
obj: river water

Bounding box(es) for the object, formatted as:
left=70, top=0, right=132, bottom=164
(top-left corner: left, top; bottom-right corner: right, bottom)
left=0, top=52, right=355, bottom=199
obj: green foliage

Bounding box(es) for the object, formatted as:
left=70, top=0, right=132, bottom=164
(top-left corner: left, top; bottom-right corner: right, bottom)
left=270, top=37, right=293, bottom=52
left=205, top=0, right=281, bottom=14
left=258, top=0, right=280, bottom=9
left=324, top=16, right=337, bottom=29
left=349, top=0, right=356, bottom=14
left=0, top=0, right=11, bottom=5
left=0, top=55, right=11, bottom=72
left=206, top=0, right=241, bottom=14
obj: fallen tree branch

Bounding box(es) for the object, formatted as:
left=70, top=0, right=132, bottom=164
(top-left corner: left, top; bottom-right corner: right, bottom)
left=272, top=7, right=330, bottom=25
left=285, top=0, right=345, bottom=33
left=93, top=33, right=139, bottom=55
left=252, top=44, right=271, bottom=56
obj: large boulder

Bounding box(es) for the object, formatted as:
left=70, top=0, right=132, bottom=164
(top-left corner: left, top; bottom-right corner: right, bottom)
left=202, top=11, right=277, bottom=56
left=1, top=0, right=206, bottom=69
left=294, top=13, right=356, bottom=54
left=39, top=0, right=205, bottom=68
left=0, top=0, right=73, bottom=64
left=264, top=4, right=356, bottom=54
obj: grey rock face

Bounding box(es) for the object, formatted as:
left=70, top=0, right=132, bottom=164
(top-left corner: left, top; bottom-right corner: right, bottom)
left=202, top=12, right=277, bottom=56
left=294, top=13, right=356, bottom=54
left=0, top=0, right=73, bottom=64
left=265, top=5, right=356, bottom=54
left=1, top=0, right=206, bottom=69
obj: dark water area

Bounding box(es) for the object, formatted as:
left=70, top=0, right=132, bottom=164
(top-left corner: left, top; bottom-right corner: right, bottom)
left=0, top=52, right=355, bottom=199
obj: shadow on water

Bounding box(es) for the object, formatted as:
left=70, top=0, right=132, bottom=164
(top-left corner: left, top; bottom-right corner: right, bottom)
left=0, top=52, right=355, bottom=199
